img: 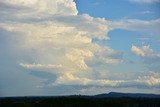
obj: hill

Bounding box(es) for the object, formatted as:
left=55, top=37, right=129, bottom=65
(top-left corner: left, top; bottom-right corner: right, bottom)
left=0, top=92, right=160, bottom=107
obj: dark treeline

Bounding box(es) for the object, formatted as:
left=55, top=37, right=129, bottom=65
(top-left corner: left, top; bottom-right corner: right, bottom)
left=0, top=96, right=160, bottom=107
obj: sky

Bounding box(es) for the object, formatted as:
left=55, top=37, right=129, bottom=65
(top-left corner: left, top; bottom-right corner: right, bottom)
left=0, top=0, right=160, bottom=97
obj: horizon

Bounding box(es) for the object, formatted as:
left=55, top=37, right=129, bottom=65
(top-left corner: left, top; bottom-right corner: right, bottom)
left=0, top=0, right=160, bottom=97
left=0, top=92, right=160, bottom=98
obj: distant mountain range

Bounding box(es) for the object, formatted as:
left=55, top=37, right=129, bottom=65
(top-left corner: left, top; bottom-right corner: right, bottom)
left=0, top=92, right=160, bottom=98
left=94, top=92, right=160, bottom=98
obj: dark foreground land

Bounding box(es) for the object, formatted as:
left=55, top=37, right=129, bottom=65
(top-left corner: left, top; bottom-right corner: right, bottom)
left=0, top=92, right=160, bottom=107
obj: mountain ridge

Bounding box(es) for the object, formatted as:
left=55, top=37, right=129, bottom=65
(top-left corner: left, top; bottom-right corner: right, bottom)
left=94, top=92, right=160, bottom=98
left=0, top=92, right=160, bottom=98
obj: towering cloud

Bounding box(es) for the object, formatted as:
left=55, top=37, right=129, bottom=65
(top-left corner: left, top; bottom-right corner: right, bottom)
left=0, top=0, right=123, bottom=87
left=0, top=0, right=159, bottom=96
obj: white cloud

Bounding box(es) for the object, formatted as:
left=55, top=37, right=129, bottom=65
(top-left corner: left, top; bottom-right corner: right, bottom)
left=111, top=18, right=160, bottom=32
left=53, top=72, right=124, bottom=86
left=131, top=45, right=160, bottom=71
left=131, top=45, right=153, bottom=57
left=110, top=19, right=160, bottom=41
left=129, top=0, right=160, bottom=4
left=0, top=0, right=124, bottom=88
left=137, top=11, right=153, bottom=14
left=0, top=0, right=78, bottom=16
left=20, top=63, right=62, bottom=69
left=52, top=71, right=160, bottom=88
left=1, top=0, right=159, bottom=93
left=136, top=72, right=160, bottom=86
left=131, top=45, right=160, bottom=61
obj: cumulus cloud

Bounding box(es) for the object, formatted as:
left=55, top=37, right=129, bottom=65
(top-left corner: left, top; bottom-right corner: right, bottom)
left=0, top=0, right=78, bottom=16
left=0, top=0, right=124, bottom=88
left=52, top=71, right=160, bottom=88
left=136, top=72, right=160, bottom=87
left=131, top=45, right=160, bottom=71
left=131, top=45, right=160, bottom=87
left=131, top=45, right=153, bottom=57
left=0, top=0, right=159, bottom=94
left=53, top=72, right=124, bottom=86
left=129, top=0, right=160, bottom=4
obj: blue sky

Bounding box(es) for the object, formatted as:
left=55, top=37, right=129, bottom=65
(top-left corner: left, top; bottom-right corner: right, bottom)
left=0, top=0, right=160, bottom=97
left=76, top=0, right=160, bottom=19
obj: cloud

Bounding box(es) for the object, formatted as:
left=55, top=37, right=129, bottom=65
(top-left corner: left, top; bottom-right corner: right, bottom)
left=52, top=71, right=160, bottom=88
left=53, top=72, right=124, bottom=86
left=129, top=0, right=160, bottom=4
left=136, top=72, right=160, bottom=87
left=131, top=45, right=152, bottom=57
left=79, top=85, right=160, bottom=95
left=20, top=63, right=62, bottom=70
left=0, top=0, right=78, bottom=16
left=0, top=0, right=159, bottom=96
left=137, top=11, right=153, bottom=14
left=0, top=0, right=124, bottom=89
left=131, top=45, right=160, bottom=71
left=110, top=18, right=160, bottom=41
